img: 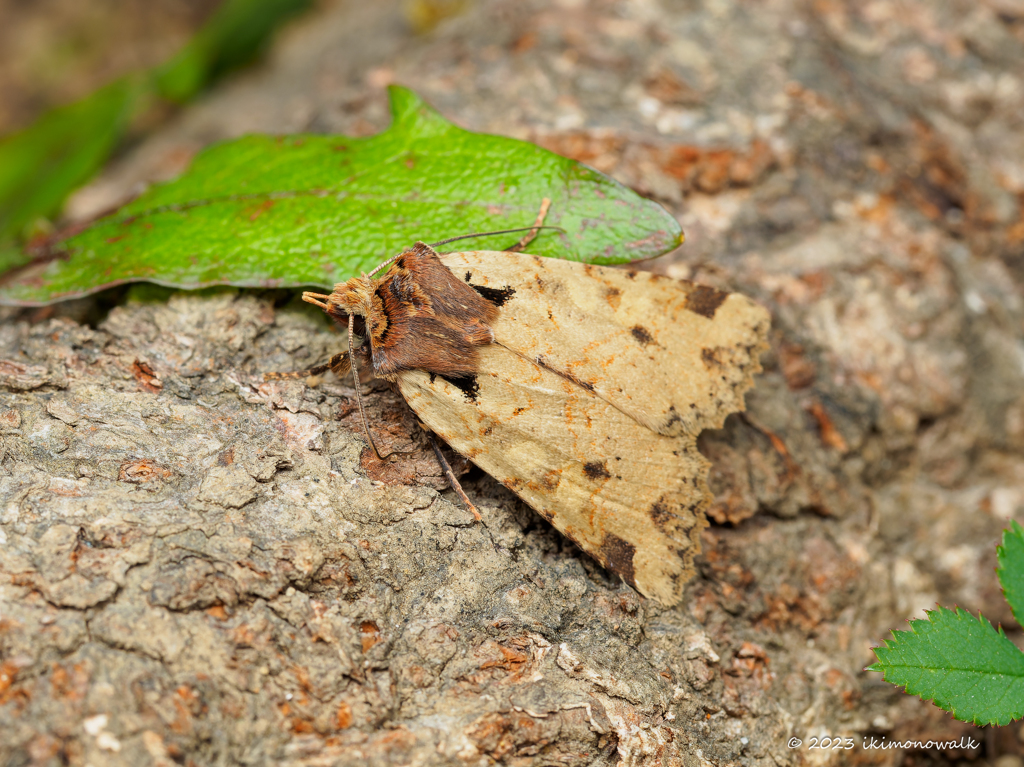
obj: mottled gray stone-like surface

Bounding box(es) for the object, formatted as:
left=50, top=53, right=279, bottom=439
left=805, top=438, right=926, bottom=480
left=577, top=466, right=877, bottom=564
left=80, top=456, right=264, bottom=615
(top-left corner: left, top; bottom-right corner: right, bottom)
left=3, top=0, right=1024, bottom=765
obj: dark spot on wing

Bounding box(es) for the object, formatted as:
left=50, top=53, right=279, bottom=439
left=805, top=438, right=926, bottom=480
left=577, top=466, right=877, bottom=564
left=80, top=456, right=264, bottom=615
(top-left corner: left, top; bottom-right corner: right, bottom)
left=503, top=477, right=525, bottom=492
left=702, top=347, right=727, bottom=367
left=539, top=470, right=560, bottom=491
left=583, top=461, right=611, bottom=480
left=464, top=271, right=472, bottom=281
left=650, top=498, right=675, bottom=531
left=664, top=405, right=683, bottom=430
left=631, top=325, right=654, bottom=346
left=601, top=533, right=637, bottom=588
left=471, top=284, right=516, bottom=307
left=686, top=285, right=728, bottom=318
left=437, top=373, right=480, bottom=402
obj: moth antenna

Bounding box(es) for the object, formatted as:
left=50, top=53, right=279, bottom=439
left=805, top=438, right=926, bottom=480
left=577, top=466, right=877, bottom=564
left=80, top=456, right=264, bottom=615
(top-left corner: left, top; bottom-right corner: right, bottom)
left=428, top=224, right=563, bottom=249
left=347, top=313, right=386, bottom=461
left=427, top=432, right=481, bottom=520
left=505, top=197, right=551, bottom=253
left=366, top=254, right=403, bottom=278
left=363, top=201, right=560, bottom=278
left=365, top=227, right=563, bottom=278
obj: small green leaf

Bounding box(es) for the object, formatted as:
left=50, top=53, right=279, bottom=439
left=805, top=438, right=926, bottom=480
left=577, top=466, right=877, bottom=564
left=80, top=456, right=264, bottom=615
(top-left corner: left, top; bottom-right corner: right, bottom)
left=0, top=76, right=141, bottom=240
left=0, top=86, right=682, bottom=306
left=868, top=606, right=1024, bottom=726
left=999, top=521, right=1024, bottom=626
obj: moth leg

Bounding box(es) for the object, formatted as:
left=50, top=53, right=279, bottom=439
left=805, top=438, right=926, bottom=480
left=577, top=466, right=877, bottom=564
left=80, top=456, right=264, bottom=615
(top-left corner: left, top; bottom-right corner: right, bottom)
left=344, top=314, right=391, bottom=462
left=426, top=432, right=481, bottom=521
left=505, top=197, right=551, bottom=253
left=263, top=351, right=352, bottom=382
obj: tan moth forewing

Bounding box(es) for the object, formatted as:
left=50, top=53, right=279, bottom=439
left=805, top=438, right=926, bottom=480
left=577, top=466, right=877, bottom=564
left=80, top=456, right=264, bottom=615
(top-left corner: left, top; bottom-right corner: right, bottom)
left=303, top=244, right=769, bottom=606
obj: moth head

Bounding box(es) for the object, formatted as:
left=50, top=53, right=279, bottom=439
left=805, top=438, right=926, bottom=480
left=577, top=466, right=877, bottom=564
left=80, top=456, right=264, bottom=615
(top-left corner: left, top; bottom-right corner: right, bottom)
left=303, top=275, right=374, bottom=320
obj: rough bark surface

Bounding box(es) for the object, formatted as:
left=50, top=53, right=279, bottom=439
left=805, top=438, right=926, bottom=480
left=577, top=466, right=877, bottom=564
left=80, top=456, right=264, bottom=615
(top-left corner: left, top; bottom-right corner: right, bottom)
left=3, top=0, right=1024, bottom=765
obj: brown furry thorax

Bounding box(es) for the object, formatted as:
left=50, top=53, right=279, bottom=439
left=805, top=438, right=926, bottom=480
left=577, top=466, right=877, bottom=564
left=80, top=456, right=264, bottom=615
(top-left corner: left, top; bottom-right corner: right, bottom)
left=325, top=274, right=375, bottom=319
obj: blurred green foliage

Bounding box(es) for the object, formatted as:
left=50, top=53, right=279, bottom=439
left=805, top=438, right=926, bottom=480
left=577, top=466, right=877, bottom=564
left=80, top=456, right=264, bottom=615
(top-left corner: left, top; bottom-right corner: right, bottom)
left=0, top=0, right=313, bottom=244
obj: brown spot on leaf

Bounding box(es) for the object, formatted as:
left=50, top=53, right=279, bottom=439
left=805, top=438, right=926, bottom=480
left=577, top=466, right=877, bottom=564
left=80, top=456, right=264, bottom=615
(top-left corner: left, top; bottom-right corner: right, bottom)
left=247, top=199, right=275, bottom=221
left=601, top=534, right=637, bottom=588
left=687, top=285, right=728, bottom=318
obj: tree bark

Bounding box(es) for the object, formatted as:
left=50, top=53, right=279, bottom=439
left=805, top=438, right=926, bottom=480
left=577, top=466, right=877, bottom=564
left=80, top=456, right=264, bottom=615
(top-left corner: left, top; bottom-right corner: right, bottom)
left=3, top=0, right=1024, bottom=765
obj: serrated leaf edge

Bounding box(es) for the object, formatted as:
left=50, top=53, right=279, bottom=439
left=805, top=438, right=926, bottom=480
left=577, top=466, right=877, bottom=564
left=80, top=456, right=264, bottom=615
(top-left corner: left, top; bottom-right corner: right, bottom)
left=997, top=520, right=1024, bottom=627
left=869, top=606, right=1024, bottom=726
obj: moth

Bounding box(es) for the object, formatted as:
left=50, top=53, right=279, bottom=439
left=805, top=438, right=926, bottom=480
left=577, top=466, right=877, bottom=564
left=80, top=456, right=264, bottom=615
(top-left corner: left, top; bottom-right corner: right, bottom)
left=275, top=204, right=770, bottom=605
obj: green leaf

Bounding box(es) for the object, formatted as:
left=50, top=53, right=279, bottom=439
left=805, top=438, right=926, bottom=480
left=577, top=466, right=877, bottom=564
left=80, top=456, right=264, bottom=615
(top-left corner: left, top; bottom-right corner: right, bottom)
left=0, top=0, right=313, bottom=256
left=155, top=0, right=315, bottom=103
left=999, top=521, right=1024, bottom=626
left=868, top=606, right=1024, bottom=726
left=0, top=86, right=682, bottom=306
left=0, top=77, right=142, bottom=241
